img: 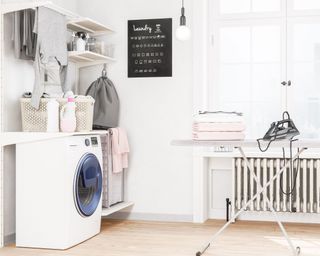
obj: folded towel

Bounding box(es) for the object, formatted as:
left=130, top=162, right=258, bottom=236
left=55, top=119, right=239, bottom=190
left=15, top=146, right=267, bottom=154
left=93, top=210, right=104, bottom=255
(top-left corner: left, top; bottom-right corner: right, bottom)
left=194, top=112, right=244, bottom=123
left=193, top=122, right=245, bottom=132
left=111, top=127, right=130, bottom=173
left=192, top=131, right=245, bottom=141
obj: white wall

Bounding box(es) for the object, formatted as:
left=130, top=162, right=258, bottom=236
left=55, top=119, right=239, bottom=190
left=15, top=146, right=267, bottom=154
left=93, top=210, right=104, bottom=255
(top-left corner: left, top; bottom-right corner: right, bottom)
left=77, top=0, right=194, bottom=219
left=2, top=0, right=78, bottom=241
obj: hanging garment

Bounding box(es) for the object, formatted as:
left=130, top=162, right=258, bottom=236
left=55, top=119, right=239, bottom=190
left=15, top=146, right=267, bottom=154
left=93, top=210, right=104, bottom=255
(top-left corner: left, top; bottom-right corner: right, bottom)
left=31, top=7, right=69, bottom=108
left=110, top=128, right=130, bottom=173
left=86, top=76, right=120, bottom=129
left=12, top=9, right=37, bottom=60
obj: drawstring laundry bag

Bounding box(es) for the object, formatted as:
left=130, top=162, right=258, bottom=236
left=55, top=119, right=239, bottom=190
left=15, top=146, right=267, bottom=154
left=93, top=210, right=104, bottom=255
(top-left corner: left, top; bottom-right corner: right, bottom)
left=86, top=76, right=120, bottom=129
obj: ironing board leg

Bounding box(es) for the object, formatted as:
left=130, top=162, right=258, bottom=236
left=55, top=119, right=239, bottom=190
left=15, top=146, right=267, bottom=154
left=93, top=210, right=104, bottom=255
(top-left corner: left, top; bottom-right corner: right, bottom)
left=238, top=147, right=301, bottom=256
left=195, top=147, right=306, bottom=256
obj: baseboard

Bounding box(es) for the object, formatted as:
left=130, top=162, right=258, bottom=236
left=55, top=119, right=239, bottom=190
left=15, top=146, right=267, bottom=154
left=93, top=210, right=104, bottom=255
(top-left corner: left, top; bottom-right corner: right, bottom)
left=210, top=208, right=320, bottom=224
left=105, top=211, right=193, bottom=222
left=4, top=233, right=15, bottom=245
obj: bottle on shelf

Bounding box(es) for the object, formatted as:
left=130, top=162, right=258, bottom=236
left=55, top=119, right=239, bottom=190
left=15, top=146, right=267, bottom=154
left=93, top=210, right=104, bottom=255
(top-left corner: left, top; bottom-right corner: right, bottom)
left=46, top=99, right=59, bottom=132
left=60, top=97, right=77, bottom=132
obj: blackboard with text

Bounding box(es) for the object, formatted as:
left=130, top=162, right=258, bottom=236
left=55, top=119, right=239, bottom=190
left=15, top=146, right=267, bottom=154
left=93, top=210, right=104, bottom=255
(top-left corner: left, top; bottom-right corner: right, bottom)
left=128, top=18, right=172, bottom=78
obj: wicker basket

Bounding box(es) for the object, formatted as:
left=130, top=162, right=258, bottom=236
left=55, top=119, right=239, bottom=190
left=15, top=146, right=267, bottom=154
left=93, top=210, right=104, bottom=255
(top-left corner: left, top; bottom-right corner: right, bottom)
left=20, top=97, right=95, bottom=132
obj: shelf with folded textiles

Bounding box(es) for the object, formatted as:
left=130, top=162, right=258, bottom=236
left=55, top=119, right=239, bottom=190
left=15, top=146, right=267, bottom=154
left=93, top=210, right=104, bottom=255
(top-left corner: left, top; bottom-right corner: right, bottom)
left=68, top=51, right=116, bottom=67
left=101, top=202, right=134, bottom=217
left=67, top=17, right=114, bottom=36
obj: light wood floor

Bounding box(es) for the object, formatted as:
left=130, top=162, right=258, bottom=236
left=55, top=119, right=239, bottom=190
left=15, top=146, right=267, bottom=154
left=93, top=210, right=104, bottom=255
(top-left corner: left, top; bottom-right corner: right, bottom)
left=1, top=219, right=320, bottom=256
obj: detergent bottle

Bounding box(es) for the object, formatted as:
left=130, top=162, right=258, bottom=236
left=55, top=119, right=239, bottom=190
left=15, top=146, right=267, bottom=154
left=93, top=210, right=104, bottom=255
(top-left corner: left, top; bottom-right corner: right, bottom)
left=60, top=97, right=76, bottom=132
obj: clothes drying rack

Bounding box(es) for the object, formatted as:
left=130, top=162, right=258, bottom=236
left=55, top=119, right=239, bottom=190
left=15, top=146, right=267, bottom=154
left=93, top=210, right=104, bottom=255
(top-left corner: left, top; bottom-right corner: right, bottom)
left=171, top=139, right=320, bottom=256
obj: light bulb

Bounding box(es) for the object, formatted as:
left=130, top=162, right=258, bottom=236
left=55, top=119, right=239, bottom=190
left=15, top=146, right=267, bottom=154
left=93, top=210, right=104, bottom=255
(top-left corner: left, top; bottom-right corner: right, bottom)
left=176, top=25, right=191, bottom=41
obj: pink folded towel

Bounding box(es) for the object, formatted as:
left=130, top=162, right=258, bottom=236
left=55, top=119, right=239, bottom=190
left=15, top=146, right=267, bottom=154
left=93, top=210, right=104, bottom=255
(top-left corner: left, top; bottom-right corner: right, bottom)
left=110, top=127, right=130, bottom=173
left=193, top=122, right=245, bottom=132
left=192, top=131, right=245, bottom=141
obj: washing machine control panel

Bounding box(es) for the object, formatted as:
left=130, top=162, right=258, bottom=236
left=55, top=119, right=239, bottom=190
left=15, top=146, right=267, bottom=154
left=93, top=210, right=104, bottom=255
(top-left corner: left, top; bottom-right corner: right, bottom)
left=90, top=137, right=99, bottom=147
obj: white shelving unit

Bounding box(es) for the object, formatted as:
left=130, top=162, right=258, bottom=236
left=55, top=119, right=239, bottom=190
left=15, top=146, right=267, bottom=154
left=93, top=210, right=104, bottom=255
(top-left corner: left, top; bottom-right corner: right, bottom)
left=0, top=131, right=108, bottom=147
left=67, top=17, right=114, bottom=36
left=0, top=1, right=127, bottom=247
left=102, top=202, right=134, bottom=217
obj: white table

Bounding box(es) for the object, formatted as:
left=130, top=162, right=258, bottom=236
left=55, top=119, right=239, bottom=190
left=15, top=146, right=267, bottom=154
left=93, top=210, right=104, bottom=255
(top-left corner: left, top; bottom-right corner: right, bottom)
left=171, top=139, right=320, bottom=256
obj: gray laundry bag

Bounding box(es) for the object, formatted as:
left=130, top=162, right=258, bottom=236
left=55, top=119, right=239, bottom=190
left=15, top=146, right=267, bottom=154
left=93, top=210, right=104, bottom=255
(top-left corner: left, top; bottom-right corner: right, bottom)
left=86, top=76, right=120, bottom=129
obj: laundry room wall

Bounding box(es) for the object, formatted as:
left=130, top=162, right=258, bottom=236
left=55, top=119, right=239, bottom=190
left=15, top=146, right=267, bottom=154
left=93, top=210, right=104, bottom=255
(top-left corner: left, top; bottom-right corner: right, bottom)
left=77, top=0, right=194, bottom=220
left=2, top=0, right=78, bottom=242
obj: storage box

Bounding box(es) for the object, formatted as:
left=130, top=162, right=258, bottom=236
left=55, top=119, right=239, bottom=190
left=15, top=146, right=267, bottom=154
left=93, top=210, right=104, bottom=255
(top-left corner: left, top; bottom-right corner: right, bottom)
left=20, top=97, right=95, bottom=132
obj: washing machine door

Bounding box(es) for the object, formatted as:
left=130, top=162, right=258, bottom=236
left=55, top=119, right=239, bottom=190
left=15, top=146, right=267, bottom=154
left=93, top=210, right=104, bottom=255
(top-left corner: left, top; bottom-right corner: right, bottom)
left=74, top=153, right=102, bottom=217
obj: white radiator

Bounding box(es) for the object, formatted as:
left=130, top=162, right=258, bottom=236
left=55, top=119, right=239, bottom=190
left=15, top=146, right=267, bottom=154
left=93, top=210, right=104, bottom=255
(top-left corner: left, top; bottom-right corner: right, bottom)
left=233, top=157, right=320, bottom=213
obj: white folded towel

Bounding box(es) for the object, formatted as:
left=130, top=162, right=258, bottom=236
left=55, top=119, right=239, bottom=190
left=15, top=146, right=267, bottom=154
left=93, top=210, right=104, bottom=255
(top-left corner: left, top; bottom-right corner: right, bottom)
left=194, top=111, right=244, bottom=123
left=192, top=131, right=245, bottom=141
left=193, top=122, right=246, bottom=132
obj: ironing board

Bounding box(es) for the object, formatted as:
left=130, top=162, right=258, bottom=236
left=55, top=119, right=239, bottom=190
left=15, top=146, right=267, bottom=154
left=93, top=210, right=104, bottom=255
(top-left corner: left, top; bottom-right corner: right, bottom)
left=171, top=139, right=320, bottom=256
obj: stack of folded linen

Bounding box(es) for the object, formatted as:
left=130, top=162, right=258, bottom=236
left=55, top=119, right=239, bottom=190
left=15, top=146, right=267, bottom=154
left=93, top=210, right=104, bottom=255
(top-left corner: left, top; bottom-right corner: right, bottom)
left=192, top=111, right=246, bottom=141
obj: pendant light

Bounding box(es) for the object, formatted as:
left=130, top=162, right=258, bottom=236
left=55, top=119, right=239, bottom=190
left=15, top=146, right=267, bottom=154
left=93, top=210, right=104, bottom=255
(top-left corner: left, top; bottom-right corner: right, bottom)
left=176, top=0, right=191, bottom=41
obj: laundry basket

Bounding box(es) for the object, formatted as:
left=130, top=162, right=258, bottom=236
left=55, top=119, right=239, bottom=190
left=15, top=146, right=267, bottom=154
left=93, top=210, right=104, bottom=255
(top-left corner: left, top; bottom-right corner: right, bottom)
left=20, top=97, right=95, bottom=132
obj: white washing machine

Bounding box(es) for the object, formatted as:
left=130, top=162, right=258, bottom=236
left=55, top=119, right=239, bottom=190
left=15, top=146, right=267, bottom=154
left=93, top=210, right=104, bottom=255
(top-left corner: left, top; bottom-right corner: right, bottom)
left=16, top=135, right=103, bottom=249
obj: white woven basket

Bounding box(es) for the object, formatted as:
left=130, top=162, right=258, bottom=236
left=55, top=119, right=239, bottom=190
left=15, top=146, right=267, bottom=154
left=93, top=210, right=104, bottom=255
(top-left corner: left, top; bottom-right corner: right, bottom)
left=20, top=97, right=95, bottom=132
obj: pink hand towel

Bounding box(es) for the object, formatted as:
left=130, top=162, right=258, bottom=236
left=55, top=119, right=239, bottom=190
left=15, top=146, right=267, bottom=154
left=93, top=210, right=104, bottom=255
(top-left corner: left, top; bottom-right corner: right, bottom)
left=111, top=127, right=130, bottom=173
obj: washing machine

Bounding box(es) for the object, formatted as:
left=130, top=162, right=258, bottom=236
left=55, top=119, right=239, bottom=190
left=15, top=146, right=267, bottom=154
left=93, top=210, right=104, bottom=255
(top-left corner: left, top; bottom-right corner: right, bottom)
left=16, top=135, right=103, bottom=249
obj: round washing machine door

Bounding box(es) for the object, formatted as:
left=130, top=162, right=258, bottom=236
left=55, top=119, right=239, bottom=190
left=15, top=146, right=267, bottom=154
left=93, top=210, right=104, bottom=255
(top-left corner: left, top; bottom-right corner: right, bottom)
left=74, top=153, right=102, bottom=217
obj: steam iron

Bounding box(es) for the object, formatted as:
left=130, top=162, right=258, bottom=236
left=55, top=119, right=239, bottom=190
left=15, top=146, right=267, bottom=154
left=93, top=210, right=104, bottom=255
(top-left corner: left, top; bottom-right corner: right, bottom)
left=257, top=111, right=299, bottom=152
left=261, top=111, right=299, bottom=141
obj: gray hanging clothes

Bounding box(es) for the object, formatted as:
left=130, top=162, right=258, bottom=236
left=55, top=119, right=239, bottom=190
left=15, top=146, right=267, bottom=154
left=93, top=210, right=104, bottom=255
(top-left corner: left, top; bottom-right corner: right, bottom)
left=31, top=7, right=69, bottom=108
left=12, top=9, right=37, bottom=60
left=86, top=76, right=120, bottom=129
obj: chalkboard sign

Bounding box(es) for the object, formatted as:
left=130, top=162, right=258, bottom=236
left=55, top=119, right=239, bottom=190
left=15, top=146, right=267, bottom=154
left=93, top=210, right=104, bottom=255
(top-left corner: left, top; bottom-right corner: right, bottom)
left=128, top=18, right=172, bottom=78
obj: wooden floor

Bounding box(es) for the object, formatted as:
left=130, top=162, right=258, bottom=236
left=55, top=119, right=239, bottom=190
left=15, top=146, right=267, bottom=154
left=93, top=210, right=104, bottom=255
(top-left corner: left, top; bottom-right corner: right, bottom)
left=1, top=219, right=320, bottom=256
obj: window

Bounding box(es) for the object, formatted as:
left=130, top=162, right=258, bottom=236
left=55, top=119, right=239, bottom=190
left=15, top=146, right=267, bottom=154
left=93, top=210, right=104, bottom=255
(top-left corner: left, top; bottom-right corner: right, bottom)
left=208, top=0, right=320, bottom=138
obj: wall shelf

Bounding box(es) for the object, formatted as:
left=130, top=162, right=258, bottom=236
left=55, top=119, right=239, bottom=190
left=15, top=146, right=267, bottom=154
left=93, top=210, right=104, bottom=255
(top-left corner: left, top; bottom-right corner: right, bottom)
left=101, top=202, right=134, bottom=217
left=67, top=18, right=114, bottom=36
left=68, top=51, right=116, bottom=67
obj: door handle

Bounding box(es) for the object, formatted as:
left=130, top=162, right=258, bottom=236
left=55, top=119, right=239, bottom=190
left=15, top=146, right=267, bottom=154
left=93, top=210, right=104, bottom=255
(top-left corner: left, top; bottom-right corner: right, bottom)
left=281, top=81, right=292, bottom=86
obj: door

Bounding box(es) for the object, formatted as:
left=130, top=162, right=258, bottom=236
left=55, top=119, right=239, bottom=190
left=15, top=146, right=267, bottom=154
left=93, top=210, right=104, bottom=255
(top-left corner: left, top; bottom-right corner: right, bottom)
left=74, top=153, right=102, bottom=217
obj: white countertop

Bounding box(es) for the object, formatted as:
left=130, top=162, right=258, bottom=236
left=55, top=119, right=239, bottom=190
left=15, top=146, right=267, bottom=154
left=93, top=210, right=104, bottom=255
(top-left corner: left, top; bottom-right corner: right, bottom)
left=0, top=131, right=108, bottom=146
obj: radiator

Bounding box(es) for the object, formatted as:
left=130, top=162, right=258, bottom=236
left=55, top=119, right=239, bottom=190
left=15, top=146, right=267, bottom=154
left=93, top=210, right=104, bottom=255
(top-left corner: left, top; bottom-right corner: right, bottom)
left=233, top=157, right=320, bottom=213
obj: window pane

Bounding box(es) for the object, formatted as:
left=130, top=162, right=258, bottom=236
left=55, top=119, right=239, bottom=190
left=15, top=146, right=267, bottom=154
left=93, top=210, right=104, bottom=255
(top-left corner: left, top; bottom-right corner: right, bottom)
left=220, top=27, right=251, bottom=63
left=220, top=0, right=251, bottom=14
left=252, top=64, right=281, bottom=102
left=219, top=64, right=251, bottom=102
left=252, top=26, right=281, bottom=62
left=294, top=0, right=320, bottom=10
left=293, top=24, right=320, bottom=62
left=252, top=0, right=281, bottom=12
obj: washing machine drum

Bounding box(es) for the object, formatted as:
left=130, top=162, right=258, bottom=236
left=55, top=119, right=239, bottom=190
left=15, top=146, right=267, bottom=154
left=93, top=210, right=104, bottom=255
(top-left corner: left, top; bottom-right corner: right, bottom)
left=74, top=153, right=102, bottom=217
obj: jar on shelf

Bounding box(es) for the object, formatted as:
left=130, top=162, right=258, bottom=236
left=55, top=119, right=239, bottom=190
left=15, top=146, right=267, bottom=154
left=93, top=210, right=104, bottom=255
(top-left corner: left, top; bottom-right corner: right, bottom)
left=86, top=36, right=96, bottom=52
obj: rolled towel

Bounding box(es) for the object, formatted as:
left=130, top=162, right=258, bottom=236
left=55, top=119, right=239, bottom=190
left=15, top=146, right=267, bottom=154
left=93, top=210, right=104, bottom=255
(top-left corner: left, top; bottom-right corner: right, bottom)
left=192, top=131, right=245, bottom=141
left=193, top=122, right=245, bottom=132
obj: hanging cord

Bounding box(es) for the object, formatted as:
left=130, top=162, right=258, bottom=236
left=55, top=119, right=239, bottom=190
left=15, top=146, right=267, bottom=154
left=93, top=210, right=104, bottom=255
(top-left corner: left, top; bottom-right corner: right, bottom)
left=280, top=140, right=300, bottom=196
left=257, top=137, right=276, bottom=152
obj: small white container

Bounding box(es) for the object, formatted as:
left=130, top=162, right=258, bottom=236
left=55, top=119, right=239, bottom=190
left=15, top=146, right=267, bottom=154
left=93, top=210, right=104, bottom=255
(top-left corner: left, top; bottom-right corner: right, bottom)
left=76, top=37, right=86, bottom=52
left=46, top=99, right=59, bottom=132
